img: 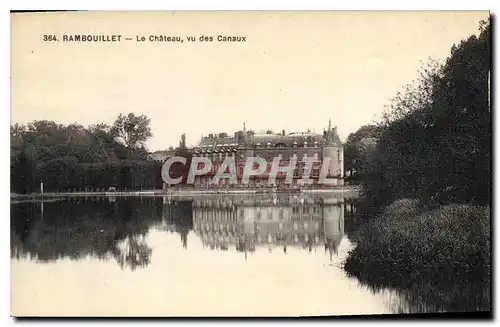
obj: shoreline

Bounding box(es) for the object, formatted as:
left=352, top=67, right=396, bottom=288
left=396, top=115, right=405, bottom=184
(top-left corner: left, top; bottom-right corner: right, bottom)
left=11, top=185, right=361, bottom=200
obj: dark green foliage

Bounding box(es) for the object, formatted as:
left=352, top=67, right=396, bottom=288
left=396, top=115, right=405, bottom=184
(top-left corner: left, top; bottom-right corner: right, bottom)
left=343, top=124, right=380, bottom=183
left=344, top=200, right=490, bottom=312
left=344, top=21, right=491, bottom=313
left=111, top=113, right=153, bottom=150
left=359, top=22, right=490, bottom=207
left=10, top=113, right=161, bottom=193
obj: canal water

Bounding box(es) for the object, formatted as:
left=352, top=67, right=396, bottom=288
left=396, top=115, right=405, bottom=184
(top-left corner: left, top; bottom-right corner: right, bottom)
left=9, top=194, right=449, bottom=316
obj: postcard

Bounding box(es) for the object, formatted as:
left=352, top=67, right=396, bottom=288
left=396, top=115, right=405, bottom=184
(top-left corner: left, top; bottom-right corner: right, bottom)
left=10, top=10, right=491, bottom=317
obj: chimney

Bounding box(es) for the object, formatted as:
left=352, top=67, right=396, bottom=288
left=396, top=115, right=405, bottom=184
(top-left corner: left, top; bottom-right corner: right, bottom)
left=282, top=129, right=285, bottom=136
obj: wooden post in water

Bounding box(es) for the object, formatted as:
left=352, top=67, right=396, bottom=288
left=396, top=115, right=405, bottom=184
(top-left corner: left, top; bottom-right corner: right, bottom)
left=40, top=181, right=44, bottom=194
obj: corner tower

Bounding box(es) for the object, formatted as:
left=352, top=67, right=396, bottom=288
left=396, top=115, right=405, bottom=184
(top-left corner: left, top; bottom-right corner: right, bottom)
left=322, top=119, right=344, bottom=186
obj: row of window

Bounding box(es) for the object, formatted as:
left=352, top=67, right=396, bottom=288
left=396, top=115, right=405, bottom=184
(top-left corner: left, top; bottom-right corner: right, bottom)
left=195, top=221, right=322, bottom=234
left=253, top=142, right=321, bottom=149
left=194, top=212, right=238, bottom=222
left=191, top=152, right=330, bottom=160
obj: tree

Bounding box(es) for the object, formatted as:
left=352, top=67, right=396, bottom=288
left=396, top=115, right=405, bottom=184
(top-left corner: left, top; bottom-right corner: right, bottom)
left=343, top=125, right=379, bottom=180
left=179, top=134, right=186, bottom=149
left=10, top=116, right=161, bottom=193
left=111, top=113, right=152, bottom=150
left=360, top=21, right=490, bottom=207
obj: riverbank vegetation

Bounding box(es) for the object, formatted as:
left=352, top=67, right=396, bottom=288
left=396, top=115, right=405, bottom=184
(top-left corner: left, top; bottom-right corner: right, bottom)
left=345, top=199, right=490, bottom=311
left=343, top=21, right=490, bottom=312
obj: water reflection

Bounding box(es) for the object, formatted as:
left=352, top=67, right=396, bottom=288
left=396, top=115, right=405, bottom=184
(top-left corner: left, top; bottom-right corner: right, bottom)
left=11, top=194, right=350, bottom=269
left=10, top=197, right=163, bottom=271
left=10, top=194, right=487, bottom=315
left=14, top=194, right=389, bottom=317
left=191, top=195, right=345, bottom=261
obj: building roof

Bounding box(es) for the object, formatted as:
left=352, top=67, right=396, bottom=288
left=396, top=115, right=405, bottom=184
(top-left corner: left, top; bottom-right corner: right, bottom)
left=196, top=129, right=342, bottom=149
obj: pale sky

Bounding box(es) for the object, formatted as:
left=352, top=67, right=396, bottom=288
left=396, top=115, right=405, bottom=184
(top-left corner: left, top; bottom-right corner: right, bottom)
left=11, top=11, right=489, bottom=151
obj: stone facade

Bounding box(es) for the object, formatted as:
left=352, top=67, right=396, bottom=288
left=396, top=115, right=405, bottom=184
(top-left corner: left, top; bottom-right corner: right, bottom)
left=151, top=120, right=344, bottom=189
left=190, top=120, right=344, bottom=188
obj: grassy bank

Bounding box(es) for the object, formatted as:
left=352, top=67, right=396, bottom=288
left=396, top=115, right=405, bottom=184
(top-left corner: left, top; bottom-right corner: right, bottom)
left=344, top=199, right=490, bottom=312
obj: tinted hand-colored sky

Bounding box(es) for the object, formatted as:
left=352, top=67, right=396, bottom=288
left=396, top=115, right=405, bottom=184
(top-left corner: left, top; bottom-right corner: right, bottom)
left=11, top=11, right=489, bottom=151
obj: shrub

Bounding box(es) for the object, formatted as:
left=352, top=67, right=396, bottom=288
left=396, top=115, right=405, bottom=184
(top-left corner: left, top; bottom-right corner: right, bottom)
left=345, top=200, right=490, bottom=290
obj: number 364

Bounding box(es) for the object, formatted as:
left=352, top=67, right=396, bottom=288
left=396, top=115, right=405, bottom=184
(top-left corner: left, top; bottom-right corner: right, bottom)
left=43, top=35, right=58, bottom=41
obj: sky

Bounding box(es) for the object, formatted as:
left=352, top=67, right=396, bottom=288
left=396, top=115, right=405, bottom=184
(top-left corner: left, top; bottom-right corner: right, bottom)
left=11, top=11, right=489, bottom=151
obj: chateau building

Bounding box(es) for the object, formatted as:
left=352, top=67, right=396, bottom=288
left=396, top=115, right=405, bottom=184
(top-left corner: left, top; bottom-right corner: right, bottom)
left=154, top=120, right=344, bottom=189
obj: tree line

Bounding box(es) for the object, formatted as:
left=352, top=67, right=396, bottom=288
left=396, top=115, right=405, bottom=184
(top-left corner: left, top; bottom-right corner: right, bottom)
left=344, top=20, right=490, bottom=208
left=10, top=113, right=164, bottom=193
left=343, top=21, right=491, bottom=312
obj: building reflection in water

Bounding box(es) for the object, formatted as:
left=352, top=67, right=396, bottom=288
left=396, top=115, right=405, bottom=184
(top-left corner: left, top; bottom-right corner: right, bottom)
left=191, top=194, right=345, bottom=260
left=157, top=196, right=193, bottom=249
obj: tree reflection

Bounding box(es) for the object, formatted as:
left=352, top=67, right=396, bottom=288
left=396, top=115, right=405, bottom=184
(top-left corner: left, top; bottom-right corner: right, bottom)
left=353, top=273, right=490, bottom=314
left=111, top=235, right=152, bottom=271
left=10, top=197, right=161, bottom=270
